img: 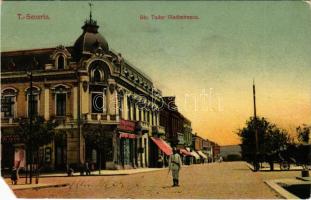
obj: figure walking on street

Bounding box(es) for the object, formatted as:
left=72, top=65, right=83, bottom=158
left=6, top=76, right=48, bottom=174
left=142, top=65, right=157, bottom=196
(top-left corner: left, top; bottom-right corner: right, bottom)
left=168, top=147, right=182, bottom=187
left=10, top=167, right=18, bottom=185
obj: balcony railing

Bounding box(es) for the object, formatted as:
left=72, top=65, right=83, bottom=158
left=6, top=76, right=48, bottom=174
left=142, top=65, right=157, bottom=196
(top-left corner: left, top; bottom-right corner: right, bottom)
left=1, top=117, right=18, bottom=125
left=136, top=121, right=150, bottom=133
left=83, top=113, right=119, bottom=124
left=152, top=125, right=165, bottom=135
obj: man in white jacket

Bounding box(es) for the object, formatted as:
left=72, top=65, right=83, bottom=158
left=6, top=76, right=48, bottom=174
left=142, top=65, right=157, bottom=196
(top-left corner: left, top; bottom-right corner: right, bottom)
left=168, top=147, right=182, bottom=187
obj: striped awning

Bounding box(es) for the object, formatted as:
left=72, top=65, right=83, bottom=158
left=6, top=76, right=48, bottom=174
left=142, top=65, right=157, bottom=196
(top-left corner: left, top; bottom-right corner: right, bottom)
left=179, top=149, right=193, bottom=156
left=197, top=150, right=208, bottom=159
left=150, top=137, right=173, bottom=156
left=191, top=151, right=200, bottom=160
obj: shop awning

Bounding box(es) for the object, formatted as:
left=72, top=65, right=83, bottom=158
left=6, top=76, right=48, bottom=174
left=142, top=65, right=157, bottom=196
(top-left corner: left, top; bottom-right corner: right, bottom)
left=150, top=137, right=173, bottom=156
left=119, top=132, right=136, bottom=139
left=179, top=149, right=193, bottom=156
left=197, top=150, right=208, bottom=159
left=191, top=151, right=200, bottom=160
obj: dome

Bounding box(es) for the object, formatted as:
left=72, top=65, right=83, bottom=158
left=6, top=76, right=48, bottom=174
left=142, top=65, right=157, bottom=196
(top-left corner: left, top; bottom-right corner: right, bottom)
left=74, top=19, right=109, bottom=58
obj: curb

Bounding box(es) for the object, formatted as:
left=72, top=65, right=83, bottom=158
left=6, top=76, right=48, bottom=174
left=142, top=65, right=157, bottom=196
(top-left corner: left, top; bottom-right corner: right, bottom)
left=245, top=163, right=255, bottom=171
left=264, top=180, right=299, bottom=199
left=11, top=183, right=69, bottom=191
left=4, top=168, right=167, bottom=179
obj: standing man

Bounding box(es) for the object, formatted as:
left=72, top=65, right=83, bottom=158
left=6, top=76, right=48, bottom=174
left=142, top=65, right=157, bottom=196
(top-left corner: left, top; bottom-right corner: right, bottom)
left=168, top=147, right=182, bottom=187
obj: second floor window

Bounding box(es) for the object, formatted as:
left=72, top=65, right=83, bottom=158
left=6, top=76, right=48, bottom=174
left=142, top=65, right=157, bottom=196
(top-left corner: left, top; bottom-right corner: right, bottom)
left=56, top=93, right=66, bottom=116
left=1, top=88, right=18, bottom=118
left=2, top=96, right=15, bottom=117
left=127, top=98, right=131, bottom=120
left=28, top=94, right=38, bottom=117
left=118, top=94, right=123, bottom=119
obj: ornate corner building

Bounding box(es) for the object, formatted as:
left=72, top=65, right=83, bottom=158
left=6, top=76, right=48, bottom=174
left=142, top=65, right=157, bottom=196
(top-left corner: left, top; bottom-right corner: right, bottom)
left=1, top=15, right=170, bottom=170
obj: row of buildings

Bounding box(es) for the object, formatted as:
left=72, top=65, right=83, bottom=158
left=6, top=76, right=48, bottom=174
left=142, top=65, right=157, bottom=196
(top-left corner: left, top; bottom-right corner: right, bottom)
left=1, top=12, right=220, bottom=172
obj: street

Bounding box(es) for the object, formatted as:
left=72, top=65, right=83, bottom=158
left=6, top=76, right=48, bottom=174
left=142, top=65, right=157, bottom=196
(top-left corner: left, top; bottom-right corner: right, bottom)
left=6, top=161, right=301, bottom=199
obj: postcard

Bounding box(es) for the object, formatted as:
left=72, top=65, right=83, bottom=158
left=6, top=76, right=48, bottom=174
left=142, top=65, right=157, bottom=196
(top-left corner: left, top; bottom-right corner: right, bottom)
left=1, top=0, right=310, bottom=199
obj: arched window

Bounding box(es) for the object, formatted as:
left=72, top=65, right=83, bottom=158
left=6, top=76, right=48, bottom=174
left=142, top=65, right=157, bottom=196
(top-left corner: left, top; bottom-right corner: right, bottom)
left=56, top=55, right=65, bottom=70
left=93, top=69, right=101, bottom=82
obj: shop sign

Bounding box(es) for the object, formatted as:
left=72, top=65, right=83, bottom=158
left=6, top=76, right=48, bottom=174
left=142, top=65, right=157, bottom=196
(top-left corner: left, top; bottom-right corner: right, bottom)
left=119, top=132, right=136, bottom=139
left=118, top=119, right=135, bottom=131
left=1, top=134, right=20, bottom=143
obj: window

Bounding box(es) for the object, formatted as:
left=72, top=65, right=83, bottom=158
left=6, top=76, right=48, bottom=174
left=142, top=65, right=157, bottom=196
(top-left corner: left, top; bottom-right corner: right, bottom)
left=1, top=88, right=17, bottom=118
left=127, top=97, right=131, bottom=120
left=91, top=92, right=104, bottom=113
left=93, top=69, right=101, bottom=82
left=56, top=93, right=66, bottom=116
left=147, top=110, right=150, bottom=123
left=28, top=94, right=38, bottom=117
left=138, top=108, right=142, bottom=121
left=2, top=96, right=14, bottom=117
left=143, top=110, right=146, bottom=122
left=118, top=94, right=123, bottom=119
left=133, top=103, right=137, bottom=120
left=57, top=55, right=65, bottom=69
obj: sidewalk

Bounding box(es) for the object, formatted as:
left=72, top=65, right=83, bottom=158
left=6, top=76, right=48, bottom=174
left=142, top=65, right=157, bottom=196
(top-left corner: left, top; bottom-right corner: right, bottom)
left=41, top=167, right=167, bottom=177
left=3, top=167, right=167, bottom=179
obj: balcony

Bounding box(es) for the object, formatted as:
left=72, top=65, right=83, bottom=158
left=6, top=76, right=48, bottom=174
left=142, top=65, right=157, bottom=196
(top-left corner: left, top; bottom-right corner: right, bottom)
left=83, top=113, right=119, bottom=124
left=152, top=125, right=165, bottom=135
left=1, top=117, right=19, bottom=126
left=136, top=121, right=150, bottom=133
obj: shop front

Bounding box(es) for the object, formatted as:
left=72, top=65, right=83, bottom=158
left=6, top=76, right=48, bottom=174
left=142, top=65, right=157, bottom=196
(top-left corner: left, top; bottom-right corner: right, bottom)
left=197, top=150, right=208, bottom=163
left=117, top=119, right=137, bottom=169
left=1, top=127, right=23, bottom=173
left=150, top=137, right=173, bottom=168
left=84, top=124, right=115, bottom=170
left=179, top=148, right=193, bottom=165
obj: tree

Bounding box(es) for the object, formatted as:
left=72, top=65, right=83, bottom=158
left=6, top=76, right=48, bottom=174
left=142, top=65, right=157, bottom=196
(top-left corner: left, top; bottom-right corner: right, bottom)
left=237, top=117, right=291, bottom=169
left=17, top=116, right=58, bottom=184
left=296, top=124, right=310, bottom=144
left=83, top=123, right=107, bottom=174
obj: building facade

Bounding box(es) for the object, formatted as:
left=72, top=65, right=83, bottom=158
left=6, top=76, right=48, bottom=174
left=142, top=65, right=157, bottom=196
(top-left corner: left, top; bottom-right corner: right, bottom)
left=1, top=15, right=166, bottom=170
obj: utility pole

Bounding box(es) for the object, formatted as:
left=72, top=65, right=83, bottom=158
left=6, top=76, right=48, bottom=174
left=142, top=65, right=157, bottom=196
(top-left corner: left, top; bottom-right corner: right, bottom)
left=253, top=79, right=259, bottom=171
left=27, top=58, right=34, bottom=184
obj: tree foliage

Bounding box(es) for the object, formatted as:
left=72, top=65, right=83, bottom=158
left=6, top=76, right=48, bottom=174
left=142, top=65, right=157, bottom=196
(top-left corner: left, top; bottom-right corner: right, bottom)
left=296, top=124, right=310, bottom=144
left=237, top=117, right=291, bottom=162
left=17, top=116, right=58, bottom=149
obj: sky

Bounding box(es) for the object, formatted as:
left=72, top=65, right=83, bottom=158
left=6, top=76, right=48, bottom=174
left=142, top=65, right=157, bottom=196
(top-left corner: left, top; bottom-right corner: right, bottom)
left=1, top=1, right=311, bottom=145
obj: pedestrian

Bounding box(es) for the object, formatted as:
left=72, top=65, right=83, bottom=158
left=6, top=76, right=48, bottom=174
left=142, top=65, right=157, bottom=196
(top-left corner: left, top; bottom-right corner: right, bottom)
left=67, top=164, right=74, bottom=176
left=157, top=155, right=163, bottom=168
left=10, top=167, right=18, bottom=185
left=168, top=147, right=182, bottom=187
left=85, top=161, right=91, bottom=175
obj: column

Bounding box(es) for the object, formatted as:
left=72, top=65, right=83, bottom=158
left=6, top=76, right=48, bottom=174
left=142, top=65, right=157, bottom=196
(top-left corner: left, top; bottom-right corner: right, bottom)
left=73, top=86, right=78, bottom=119
left=124, top=94, right=129, bottom=120
left=44, top=88, right=49, bottom=120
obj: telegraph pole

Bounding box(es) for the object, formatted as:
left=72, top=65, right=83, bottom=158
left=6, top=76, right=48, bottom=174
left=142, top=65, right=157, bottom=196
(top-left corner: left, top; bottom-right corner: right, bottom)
left=253, top=79, right=259, bottom=171
left=27, top=58, right=34, bottom=183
